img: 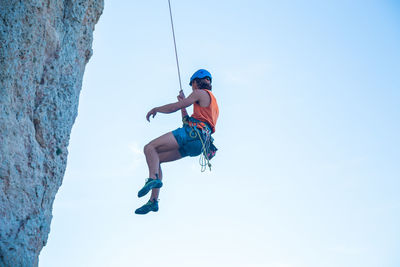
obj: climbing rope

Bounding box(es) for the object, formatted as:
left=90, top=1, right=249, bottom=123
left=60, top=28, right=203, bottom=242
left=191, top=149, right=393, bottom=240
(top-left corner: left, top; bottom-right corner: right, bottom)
left=167, top=0, right=183, bottom=93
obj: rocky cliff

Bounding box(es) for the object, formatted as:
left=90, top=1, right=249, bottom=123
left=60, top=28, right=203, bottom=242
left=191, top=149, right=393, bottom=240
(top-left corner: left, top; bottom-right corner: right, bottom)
left=0, top=1, right=104, bottom=266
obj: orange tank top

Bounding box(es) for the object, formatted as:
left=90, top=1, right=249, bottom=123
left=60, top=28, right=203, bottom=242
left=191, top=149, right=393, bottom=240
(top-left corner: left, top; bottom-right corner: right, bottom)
left=191, top=90, right=219, bottom=133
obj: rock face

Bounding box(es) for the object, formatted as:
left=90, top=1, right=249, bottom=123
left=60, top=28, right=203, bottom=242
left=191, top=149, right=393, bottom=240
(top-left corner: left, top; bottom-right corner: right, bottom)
left=0, top=1, right=104, bottom=265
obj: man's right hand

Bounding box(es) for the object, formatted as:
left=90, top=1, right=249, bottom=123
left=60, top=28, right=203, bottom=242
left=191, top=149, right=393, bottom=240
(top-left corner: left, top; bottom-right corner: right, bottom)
left=177, top=90, right=185, bottom=101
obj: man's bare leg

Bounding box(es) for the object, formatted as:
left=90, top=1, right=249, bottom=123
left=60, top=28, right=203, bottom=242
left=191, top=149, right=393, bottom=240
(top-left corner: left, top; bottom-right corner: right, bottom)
left=150, top=150, right=182, bottom=201
left=144, top=132, right=180, bottom=179
left=136, top=135, right=183, bottom=214
left=150, top=166, right=162, bottom=201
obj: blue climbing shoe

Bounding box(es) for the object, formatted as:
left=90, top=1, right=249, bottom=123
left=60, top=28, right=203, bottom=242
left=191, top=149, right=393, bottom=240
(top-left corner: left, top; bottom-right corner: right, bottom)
left=137, top=178, right=163, bottom=198
left=135, top=199, right=159, bottom=215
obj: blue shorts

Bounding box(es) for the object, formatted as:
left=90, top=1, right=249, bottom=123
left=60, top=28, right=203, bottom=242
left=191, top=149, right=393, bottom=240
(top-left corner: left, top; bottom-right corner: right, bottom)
left=172, top=125, right=203, bottom=157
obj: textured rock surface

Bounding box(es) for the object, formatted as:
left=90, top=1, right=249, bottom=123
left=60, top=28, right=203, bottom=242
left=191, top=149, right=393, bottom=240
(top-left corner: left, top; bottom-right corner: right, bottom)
left=0, top=1, right=103, bottom=266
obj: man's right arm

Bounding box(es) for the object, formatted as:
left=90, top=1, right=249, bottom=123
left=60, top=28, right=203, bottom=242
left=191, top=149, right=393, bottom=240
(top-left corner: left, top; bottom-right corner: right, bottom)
left=177, top=90, right=188, bottom=119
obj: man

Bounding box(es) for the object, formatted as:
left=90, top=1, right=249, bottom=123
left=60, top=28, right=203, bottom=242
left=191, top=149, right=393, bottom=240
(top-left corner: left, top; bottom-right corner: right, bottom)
left=135, top=69, right=219, bottom=215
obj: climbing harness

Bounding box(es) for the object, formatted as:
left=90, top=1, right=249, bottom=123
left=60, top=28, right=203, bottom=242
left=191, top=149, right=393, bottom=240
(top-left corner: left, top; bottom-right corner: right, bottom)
left=183, top=116, right=217, bottom=172
left=167, top=0, right=183, bottom=92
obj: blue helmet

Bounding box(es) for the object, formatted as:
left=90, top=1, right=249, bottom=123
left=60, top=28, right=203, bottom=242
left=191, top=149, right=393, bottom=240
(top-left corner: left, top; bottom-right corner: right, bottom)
left=189, top=69, right=212, bottom=86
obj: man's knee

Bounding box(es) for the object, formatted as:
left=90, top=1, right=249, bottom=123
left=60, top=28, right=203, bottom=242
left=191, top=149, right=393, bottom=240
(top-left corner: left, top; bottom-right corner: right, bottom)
left=143, top=143, right=153, bottom=154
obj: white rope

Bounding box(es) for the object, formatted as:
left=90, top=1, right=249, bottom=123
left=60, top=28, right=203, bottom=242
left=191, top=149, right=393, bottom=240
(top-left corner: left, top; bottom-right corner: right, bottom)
left=167, top=0, right=183, bottom=92
left=193, top=126, right=212, bottom=172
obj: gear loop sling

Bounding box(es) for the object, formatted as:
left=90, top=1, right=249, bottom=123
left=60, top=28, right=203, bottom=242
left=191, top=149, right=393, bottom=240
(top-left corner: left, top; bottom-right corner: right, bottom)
left=167, top=0, right=215, bottom=171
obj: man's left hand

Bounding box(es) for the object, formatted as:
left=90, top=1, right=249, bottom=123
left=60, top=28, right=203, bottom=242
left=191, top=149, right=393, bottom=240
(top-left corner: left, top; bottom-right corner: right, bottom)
left=146, top=108, right=158, bottom=122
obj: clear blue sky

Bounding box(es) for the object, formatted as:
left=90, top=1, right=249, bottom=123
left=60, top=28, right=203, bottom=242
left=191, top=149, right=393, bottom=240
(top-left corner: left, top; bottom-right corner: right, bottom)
left=40, top=1, right=400, bottom=266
